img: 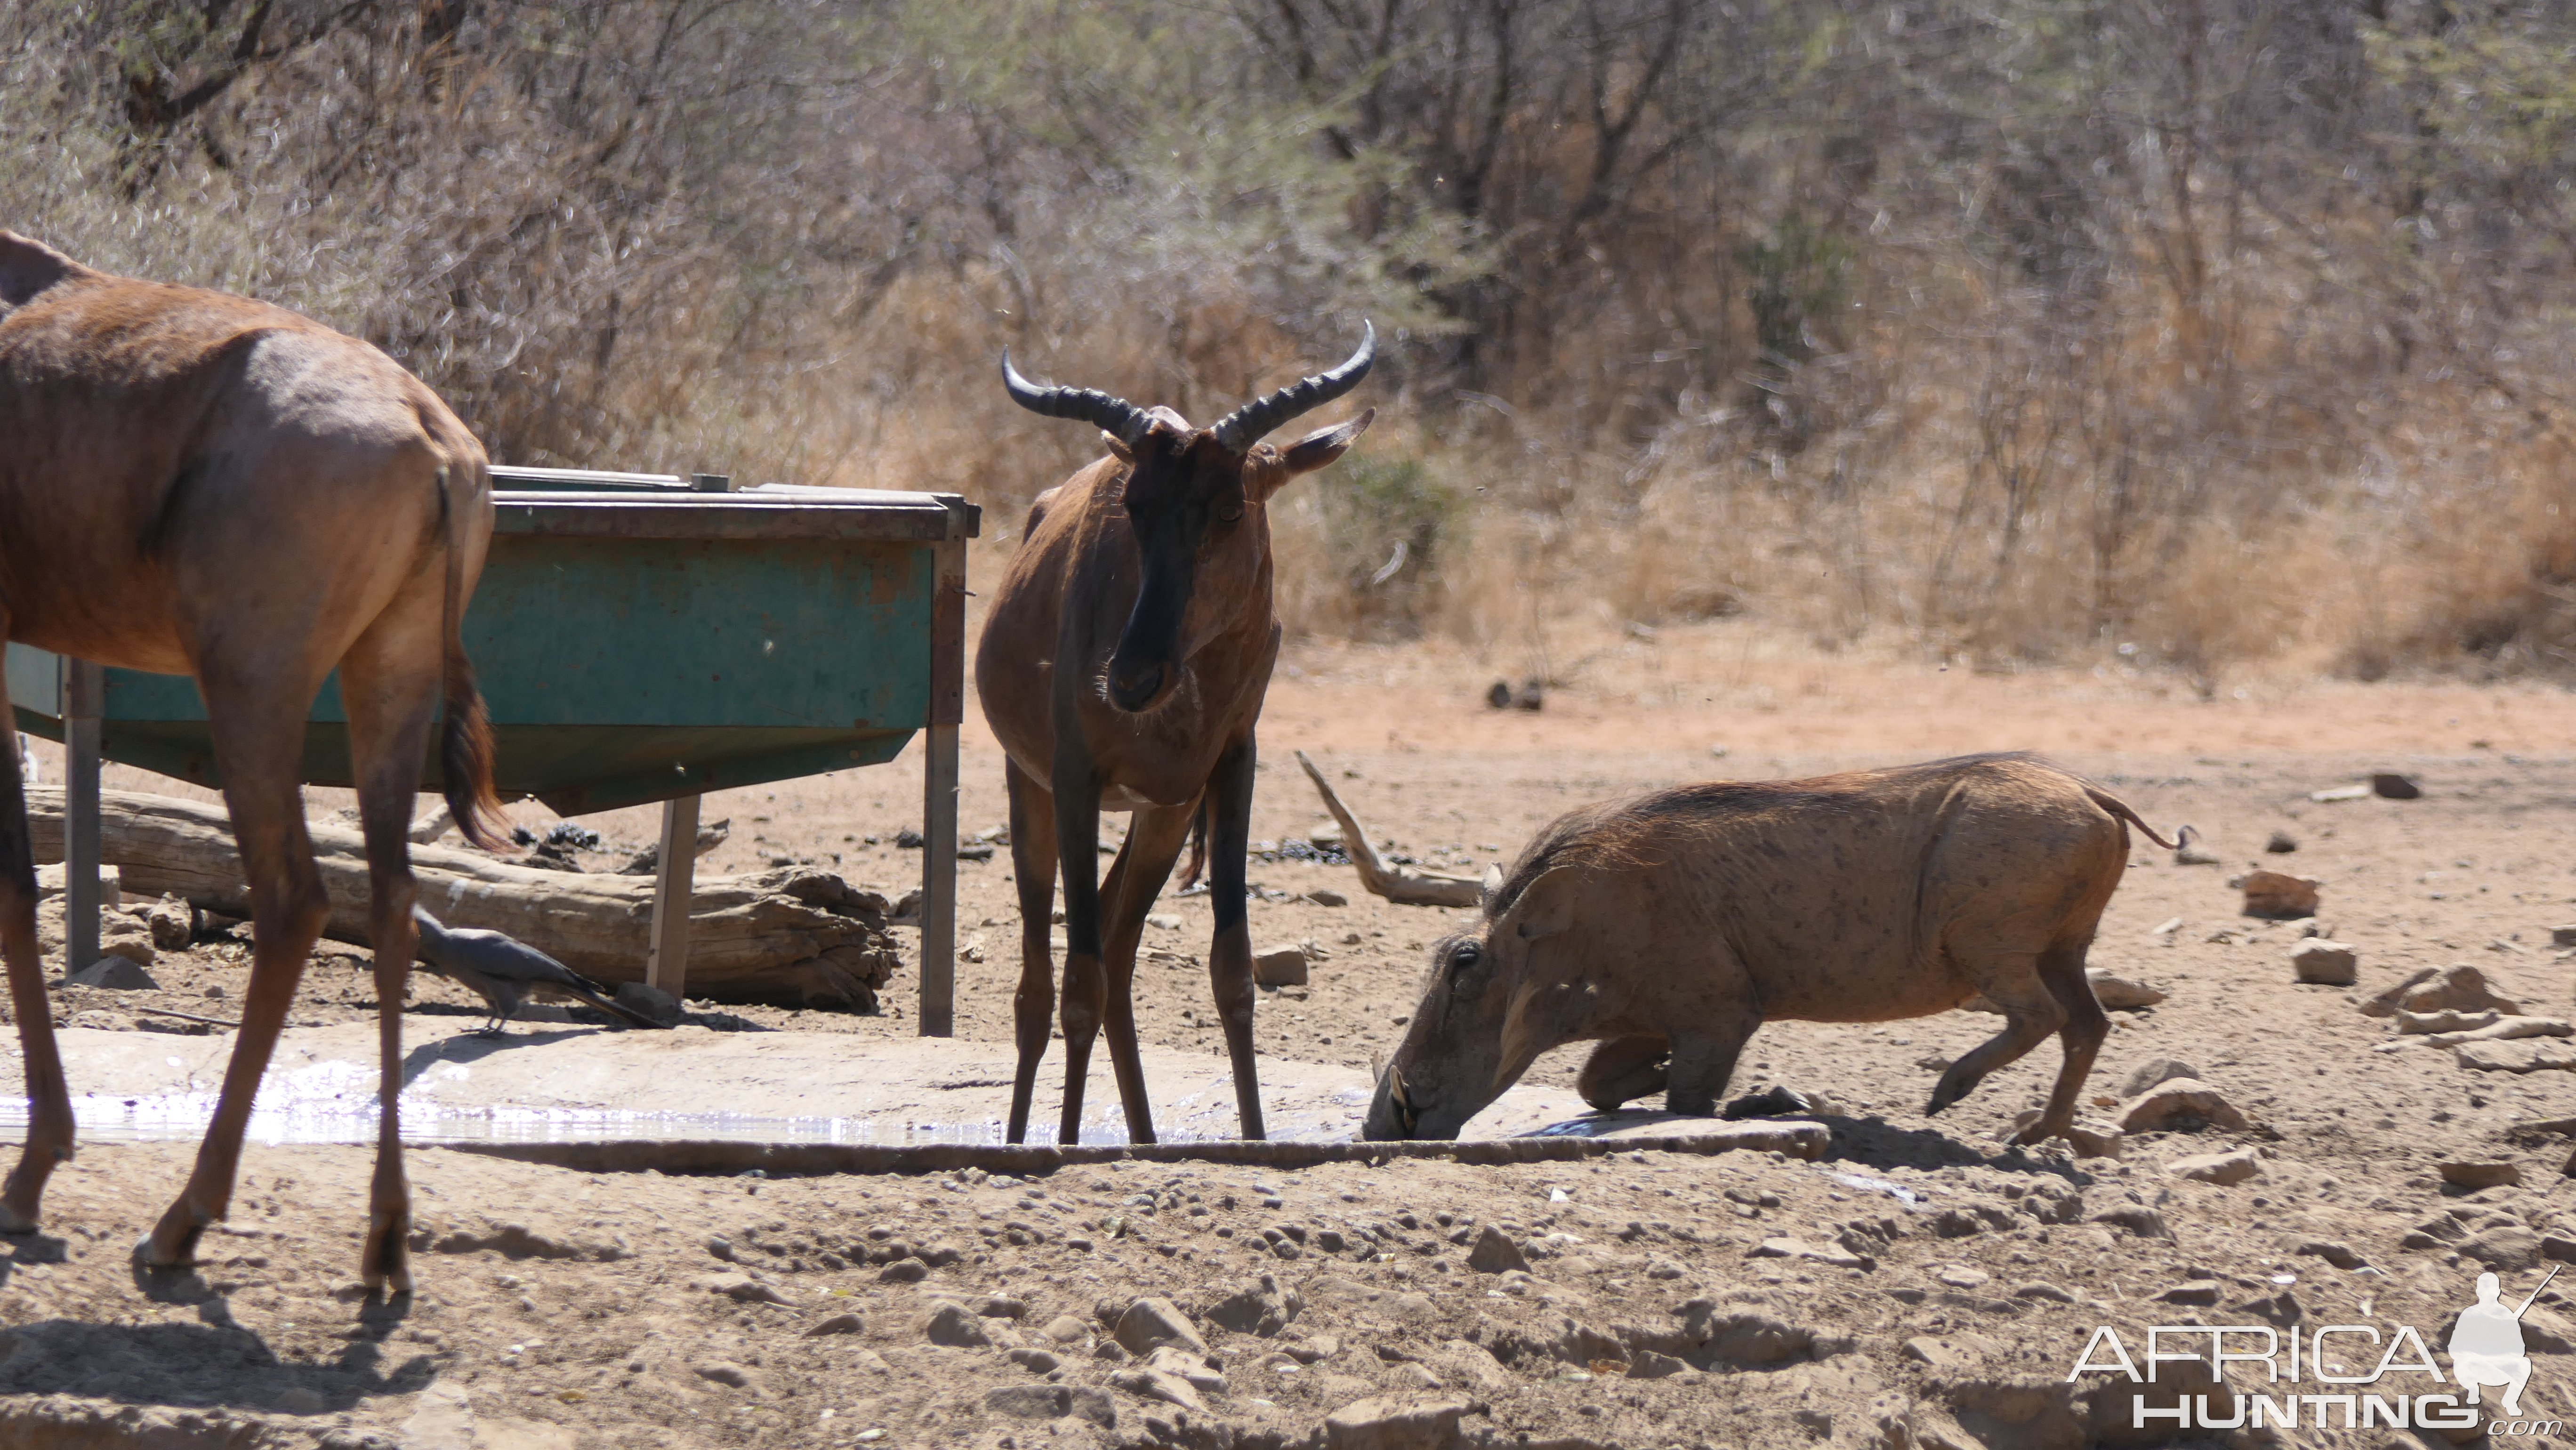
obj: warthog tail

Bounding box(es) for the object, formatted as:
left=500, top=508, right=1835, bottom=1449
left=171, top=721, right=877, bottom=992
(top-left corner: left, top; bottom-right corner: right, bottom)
left=2084, top=786, right=2180, bottom=851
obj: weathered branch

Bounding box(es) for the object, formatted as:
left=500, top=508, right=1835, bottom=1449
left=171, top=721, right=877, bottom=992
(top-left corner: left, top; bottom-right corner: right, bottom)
left=28, top=788, right=896, bottom=1008
left=1292, top=750, right=1482, bottom=909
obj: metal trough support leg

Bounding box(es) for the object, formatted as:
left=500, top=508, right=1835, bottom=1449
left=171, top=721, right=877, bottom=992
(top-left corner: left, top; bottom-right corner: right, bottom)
left=647, top=792, right=700, bottom=1001
left=64, top=658, right=102, bottom=975
left=920, top=534, right=966, bottom=1038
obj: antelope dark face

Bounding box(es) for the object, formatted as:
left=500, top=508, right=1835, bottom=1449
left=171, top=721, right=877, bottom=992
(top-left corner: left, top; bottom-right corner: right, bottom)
left=1003, top=325, right=1377, bottom=715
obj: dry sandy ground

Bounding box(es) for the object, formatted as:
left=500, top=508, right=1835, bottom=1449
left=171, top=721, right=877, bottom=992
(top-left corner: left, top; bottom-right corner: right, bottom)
left=4, top=622, right=2576, bottom=1448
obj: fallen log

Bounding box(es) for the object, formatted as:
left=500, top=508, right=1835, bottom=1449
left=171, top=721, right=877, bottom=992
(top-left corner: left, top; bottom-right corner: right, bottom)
left=1292, top=750, right=1485, bottom=909
left=26, top=787, right=898, bottom=1009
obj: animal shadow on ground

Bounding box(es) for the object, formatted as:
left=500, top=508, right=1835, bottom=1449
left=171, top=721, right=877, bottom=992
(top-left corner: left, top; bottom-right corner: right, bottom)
left=0, top=1315, right=435, bottom=1414
left=396, top=1023, right=606, bottom=1091
left=0, top=1231, right=69, bottom=1290
left=1817, top=1115, right=2097, bottom=1187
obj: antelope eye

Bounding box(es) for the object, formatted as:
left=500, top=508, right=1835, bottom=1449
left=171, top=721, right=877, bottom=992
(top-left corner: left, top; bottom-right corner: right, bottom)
left=1216, top=499, right=1244, bottom=523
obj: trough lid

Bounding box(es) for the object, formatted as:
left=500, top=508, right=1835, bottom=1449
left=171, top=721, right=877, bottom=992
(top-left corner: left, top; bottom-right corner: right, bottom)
left=491, top=483, right=978, bottom=542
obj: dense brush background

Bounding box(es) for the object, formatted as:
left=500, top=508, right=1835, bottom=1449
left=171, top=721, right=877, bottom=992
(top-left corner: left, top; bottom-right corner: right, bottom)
left=9, top=0, right=2576, bottom=682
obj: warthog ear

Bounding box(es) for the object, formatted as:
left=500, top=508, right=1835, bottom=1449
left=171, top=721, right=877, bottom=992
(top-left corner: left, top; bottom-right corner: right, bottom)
left=1504, top=867, right=1580, bottom=943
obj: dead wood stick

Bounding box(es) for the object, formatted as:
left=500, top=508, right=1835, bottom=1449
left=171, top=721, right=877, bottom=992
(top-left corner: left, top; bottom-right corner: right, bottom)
left=1292, top=750, right=1483, bottom=909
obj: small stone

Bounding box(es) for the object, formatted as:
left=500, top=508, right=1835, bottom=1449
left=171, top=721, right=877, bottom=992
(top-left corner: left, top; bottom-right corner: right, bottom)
left=2553, top=926, right=2576, bottom=949
left=926, top=1300, right=992, bottom=1347
left=2086, top=971, right=2166, bottom=1009
left=2438, top=1161, right=2522, bottom=1191
left=878, top=1257, right=929, bottom=1283
left=1465, top=1225, right=1528, bottom=1275
left=1252, top=945, right=1310, bottom=987
left=699, top=1273, right=789, bottom=1305
left=972, top=1295, right=1030, bottom=1319
left=1304, top=888, right=1349, bottom=907
left=1109, top=1365, right=1205, bottom=1412
left=2294, top=1239, right=2366, bottom=1270
left=918, top=1241, right=965, bottom=1267
left=2238, top=870, right=2322, bottom=919
left=1146, top=914, right=1182, bottom=931
left=2289, top=940, right=2359, bottom=986
left=705, top=1235, right=735, bottom=1262
left=1626, top=1349, right=1690, bottom=1379
left=694, top=1361, right=755, bottom=1388
left=987, top=1385, right=1075, bottom=1420
left=1007, top=1347, right=1063, bottom=1375
left=66, top=956, right=157, bottom=991
left=1751, top=1237, right=1873, bottom=1271
left=2371, top=772, right=2422, bottom=799
left=1206, top=1273, right=1304, bottom=1336
left=805, top=1312, right=865, bottom=1337
left=1323, top=1394, right=1473, bottom=1450
left=2119, top=1057, right=2202, bottom=1096
left=2164, top=1147, right=2263, bottom=1185
left=1112, top=1297, right=1208, bottom=1357
left=2091, top=1205, right=2172, bottom=1240
left=1933, top=1265, right=1988, bottom=1289
left=2012, top=1282, right=2077, bottom=1303
left=2460, top=1227, right=2543, bottom=1269
left=613, top=981, right=683, bottom=1025
left=2264, top=830, right=2299, bottom=854
left=2158, top=1281, right=2222, bottom=1306
left=1043, top=1314, right=1089, bottom=1344
left=2117, top=1078, right=2248, bottom=1133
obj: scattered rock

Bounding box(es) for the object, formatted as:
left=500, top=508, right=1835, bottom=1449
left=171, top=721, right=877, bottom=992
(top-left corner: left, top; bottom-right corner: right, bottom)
left=2237, top=870, right=2322, bottom=919
left=2264, top=830, right=2298, bottom=854
left=700, top=1273, right=789, bottom=1305
left=986, top=1385, right=1117, bottom=1426
left=2012, top=1282, right=2077, bottom=1303
left=919, top=1241, right=965, bottom=1267
left=2119, top=1058, right=2202, bottom=1096
left=1112, top=1297, right=1208, bottom=1357
left=2090, top=1205, right=2172, bottom=1240
left=1626, top=1349, right=1691, bottom=1379
left=2232, top=1290, right=2304, bottom=1328
left=1933, top=1265, right=1989, bottom=1289
left=2399, top=1008, right=2501, bottom=1035
left=2371, top=771, right=2422, bottom=799
left=705, top=1235, right=735, bottom=1262
left=1109, top=1364, right=1205, bottom=1412
left=2454, top=1039, right=2576, bottom=1073
left=805, top=1312, right=864, bottom=1337
left=2310, top=783, right=2372, bottom=803
left=1043, top=1315, right=1090, bottom=1345
left=1323, top=1393, right=1473, bottom=1450
left=1252, top=945, right=1310, bottom=988
left=65, top=956, right=157, bottom=991
left=2158, top=1281, right=2222, bottom=1306
left=1724, top=1084, right=1823, bottom=1117
left=878, top=1257, right=929, bottom=1284
left=2294, top=1240, right=2366, bottom=1270
left=1465, top=1224, right=1529, bottom=1275
left=1008, top=1347, right=1063, bottom=1376
left=2164, top=1147, right=2263, bottom=1185
left=2085, top=971, right=2165, bottom=1009
left=2367, top=963, right=2519, bottom=1017
left=926, top=1301, right=993, bottom=1347
left=1752, top=1237, right=1873, bottom=1271
left=970, top=1295, right=1029, bottom=1319
left=2117, top=1077, right=2248, bottom=1133
left=612, top=981, right=683, bottom=1026
left=2460, top=1226, right=2543, bottom=1269
left=2439, top=1161, right=2523, bottom=1191
left=2553, top=925, right=2576, bottom=950
left=1206, top=1273, right=1304, bottom=1336
left=1305, top=889, right=1349, bottom=908
left=694, top=1362, right=755, bottom=1389
left=2289, top=940, right=2359, bottom=986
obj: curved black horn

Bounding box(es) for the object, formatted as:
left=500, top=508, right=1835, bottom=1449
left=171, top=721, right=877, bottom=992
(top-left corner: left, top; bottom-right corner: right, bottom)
left=1000, top=352, right=1152, bottom=445
left=1209, top=321, right=1376, bottom=453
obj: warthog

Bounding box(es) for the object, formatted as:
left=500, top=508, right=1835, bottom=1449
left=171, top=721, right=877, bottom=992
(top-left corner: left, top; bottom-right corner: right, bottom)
left=1363, top=753, right=2175, bottom=1145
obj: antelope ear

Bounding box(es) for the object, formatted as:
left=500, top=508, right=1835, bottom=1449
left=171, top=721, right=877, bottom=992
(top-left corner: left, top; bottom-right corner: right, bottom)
left=1479, top=864, right=1505, bottom=910
left=1102, top=430, right=1135, bottom=462
left=1280, top=408, right=1375, bottom=475
left=1503, top=866, right=1580, bottom=943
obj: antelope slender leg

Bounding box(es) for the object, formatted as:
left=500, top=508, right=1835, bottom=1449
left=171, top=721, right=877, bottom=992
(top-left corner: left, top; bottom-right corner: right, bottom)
left=144, top=685, right=331, bottom=1270
left=1205, top=734, right=1265, bottom=1139
left=1051, top=749, right=1106, bottom=1146
left=1095, top=802, right=1196, bottom=1144
left=340, top=615, right=442, bottom=1294
left=0, top=628, right=69, bottom=1234
left=1003, top=758, right=1059, bottom=1144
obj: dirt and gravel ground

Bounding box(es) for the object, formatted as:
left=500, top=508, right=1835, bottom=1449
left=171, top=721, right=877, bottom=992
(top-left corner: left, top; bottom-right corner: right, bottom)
left=3, top=620, right=2575, bottom=1448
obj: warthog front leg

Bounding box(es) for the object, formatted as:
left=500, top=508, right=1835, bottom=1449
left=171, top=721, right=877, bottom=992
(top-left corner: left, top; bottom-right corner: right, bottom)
left=1663, top=1011, right=1761, bottom=1117
left=1576, top=1035, right=1668, bottom=1112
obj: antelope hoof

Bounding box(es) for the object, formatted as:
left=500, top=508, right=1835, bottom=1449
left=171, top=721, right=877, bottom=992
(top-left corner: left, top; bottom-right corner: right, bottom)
left=0, top=1195, right=37, bottom=1235
left=142, top=1199, right=212, bottom=1271
left=361, top=1227, right=414, bottom=1297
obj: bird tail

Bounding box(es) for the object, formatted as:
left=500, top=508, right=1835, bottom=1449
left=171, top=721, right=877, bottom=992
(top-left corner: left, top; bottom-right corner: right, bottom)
left=565, top=979, right=672, bottom=1030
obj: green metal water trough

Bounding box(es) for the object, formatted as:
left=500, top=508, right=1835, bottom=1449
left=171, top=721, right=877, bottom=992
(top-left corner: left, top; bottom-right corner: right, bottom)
left=8, top=467, right=978, bottom=1031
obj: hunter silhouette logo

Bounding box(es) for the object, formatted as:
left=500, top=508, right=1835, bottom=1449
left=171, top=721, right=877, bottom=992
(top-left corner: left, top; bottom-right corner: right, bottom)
left=2068, top=1264, right=2561, bottom=1434
left=2451, top=1266, right=2556, bottom=1418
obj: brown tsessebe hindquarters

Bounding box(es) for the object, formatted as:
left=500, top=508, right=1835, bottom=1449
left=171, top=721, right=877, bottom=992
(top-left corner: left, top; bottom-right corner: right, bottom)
left=0, top=231, right=502, bottom=1293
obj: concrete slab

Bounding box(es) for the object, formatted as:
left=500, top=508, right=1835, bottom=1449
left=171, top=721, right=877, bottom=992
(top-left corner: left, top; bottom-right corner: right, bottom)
left=0, top=1022, right=1647, bottom=1148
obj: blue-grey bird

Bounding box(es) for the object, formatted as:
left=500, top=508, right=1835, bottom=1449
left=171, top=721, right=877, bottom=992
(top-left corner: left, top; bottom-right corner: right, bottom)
left=411, top=906, right=668, bottom=1034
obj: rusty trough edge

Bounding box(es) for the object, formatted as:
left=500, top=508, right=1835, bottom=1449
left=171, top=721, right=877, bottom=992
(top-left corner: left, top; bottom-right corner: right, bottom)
left=427, top=1121, right=1829, bottom=1176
